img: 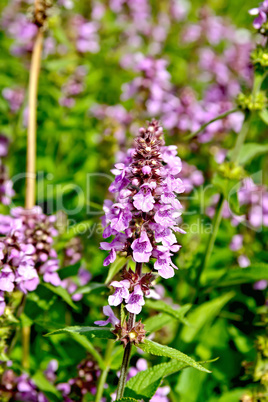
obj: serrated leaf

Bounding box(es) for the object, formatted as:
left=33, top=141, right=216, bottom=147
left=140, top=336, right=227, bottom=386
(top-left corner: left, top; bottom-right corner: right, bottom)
left=145, top=301, right=191, bottom=325
left=32, top=371, right=61, bottom=401
left=115, top=398, right=139, bottom=402
left=125, top=360, right=186, bottom=401
left=105, top=256, right=129, bottom=284
left=45, top=326, right=116, bottom=339
left=137, top=340, right=211, bottom=373
left=180, top=292, right=234, bottom=343
left=144, top=313, right=173, bottom=332
left=41, top=283, right=78, bottom=310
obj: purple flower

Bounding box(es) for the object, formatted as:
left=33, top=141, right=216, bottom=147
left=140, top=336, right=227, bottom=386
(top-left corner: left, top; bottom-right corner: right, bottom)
left=154, top=250, right=179, bottom=279
left=94, top=305, right=120, bottom=327
left=229, top=234, right=243, bottom=251
left=249, top=1, right=268, bottom=29
left=131, top=231, right=153, bottom=263
left=0, top=266, right=15, bottom=292
left=0, top=292, right=6, bottom=316
left=125, top=285, right=145, bottom=314
left=238, top=255, right=250, bottom=268
left=133, top=188, right=155, bottom=212
left=253, top=280, right=268, bottom=290
left=108, top=280, right=130, bottom=306
left=2, top=88, right=25, bottom=112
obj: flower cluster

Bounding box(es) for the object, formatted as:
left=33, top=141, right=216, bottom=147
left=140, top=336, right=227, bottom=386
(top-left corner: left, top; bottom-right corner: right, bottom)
left=59, top=66, right=87, bottom=108
left=90, top=103, right=131, bottom=146
left=2, top=88, right=25, bottom=113
left=0, top=356, right=100, bottom=401
left=70, top=15, right=100, bottom=54
left=0, top=368, right=48, bottom=401
left=0, top=206, right=60, bottom=316
left=96, top=121, right=185, bottom=336
left=101, top=120, right=185, bottom=279
left=180, top=162, right=204, bottom=194
left=0, top=135, right=15, bottom=206
left=1, top=0, right=38, bottom=57
left=207, top=178, right=268, bottom=229
left=61, top=237, right=91, bottom=301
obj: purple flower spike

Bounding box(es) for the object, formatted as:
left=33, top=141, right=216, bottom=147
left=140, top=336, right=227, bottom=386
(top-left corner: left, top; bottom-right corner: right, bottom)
left=100, top=121, right=186, bottom=317
left=94, top=305, right=120, bottom=327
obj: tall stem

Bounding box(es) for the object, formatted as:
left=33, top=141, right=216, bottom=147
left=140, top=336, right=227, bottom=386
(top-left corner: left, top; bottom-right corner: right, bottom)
left=25, top=29, right=43, bottom=209
left=95, top=339, right=114, bottom=402
left=194, top=113, right=251, bottom=291
left=116, top=262, right=142, bottom=399
left=185, top=108, right=239, bottom=140
left=22, top=27, right=44, bottom=369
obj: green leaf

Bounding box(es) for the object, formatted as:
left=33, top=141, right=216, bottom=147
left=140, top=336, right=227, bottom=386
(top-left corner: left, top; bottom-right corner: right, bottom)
left=115, top=398, right=139, bottom=402
left=74, top=282, right=105, bottom=295
left=229, top=142, right=268, bottom=165
left=105, top=256, right=129, bottom=284
left=180, top=292, right=234, bottom=343
left=208, top=264, right=268, bottom=287
left=125, top=379, right=162, bottom=401
left=125, top=360, right=187, bottom=401
left=137, top=340, right=211, bottom=373
left=144, top=313, right=173, bottom=333
left=68, top=332, right=105, bottom=369
left=145, top=301, right=191, bottom=325
left=58, top=262, right=81, bottom=280
left=212, top=174, right=239, bottom=213
left=32, top=371, right=61, bottom=401
left=45, top=326, right=116, bottom=339
left=259, top=108, right=268, bottom=124
left=41, top=283, right=78, bottom=310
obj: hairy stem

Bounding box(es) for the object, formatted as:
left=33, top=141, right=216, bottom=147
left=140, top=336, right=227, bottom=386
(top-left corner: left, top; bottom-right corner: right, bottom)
left=116, top=262, right=142, bottom=399
left=116, top=342, right=132, bottom=399
left=25, top=29, right=43, bottom=209
left=185, top=108, right=239, bottom=140
left=95, top=339, right=114, bottom=402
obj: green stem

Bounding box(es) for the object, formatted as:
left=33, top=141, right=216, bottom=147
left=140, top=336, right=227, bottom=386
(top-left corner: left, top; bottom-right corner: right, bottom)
left=116, top=262, right=142, bottom=399
left=185, top=108, right=239, bottom=140
left=116, top=342, right=132, bottom=400
left=194, top=113, right=251, bottom=291
left=95, top=339, right=114, bottom=402
left=194, top=193, right=225, bottom=289
left=230, top=112, right=251, bottom=163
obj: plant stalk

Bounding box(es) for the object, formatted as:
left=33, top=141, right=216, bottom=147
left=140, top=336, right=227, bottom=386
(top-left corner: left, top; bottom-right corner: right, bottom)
left=116, top=262, right=142, bottom=399
left=194, top=113, right=251, bottom=292
left=95, top=339, right=114, bottom=402
left=185, top=108, right=239, bottom=140
left=25, top=28, right=43, bottom=210
left=22, top=26, right=44, bottom=369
